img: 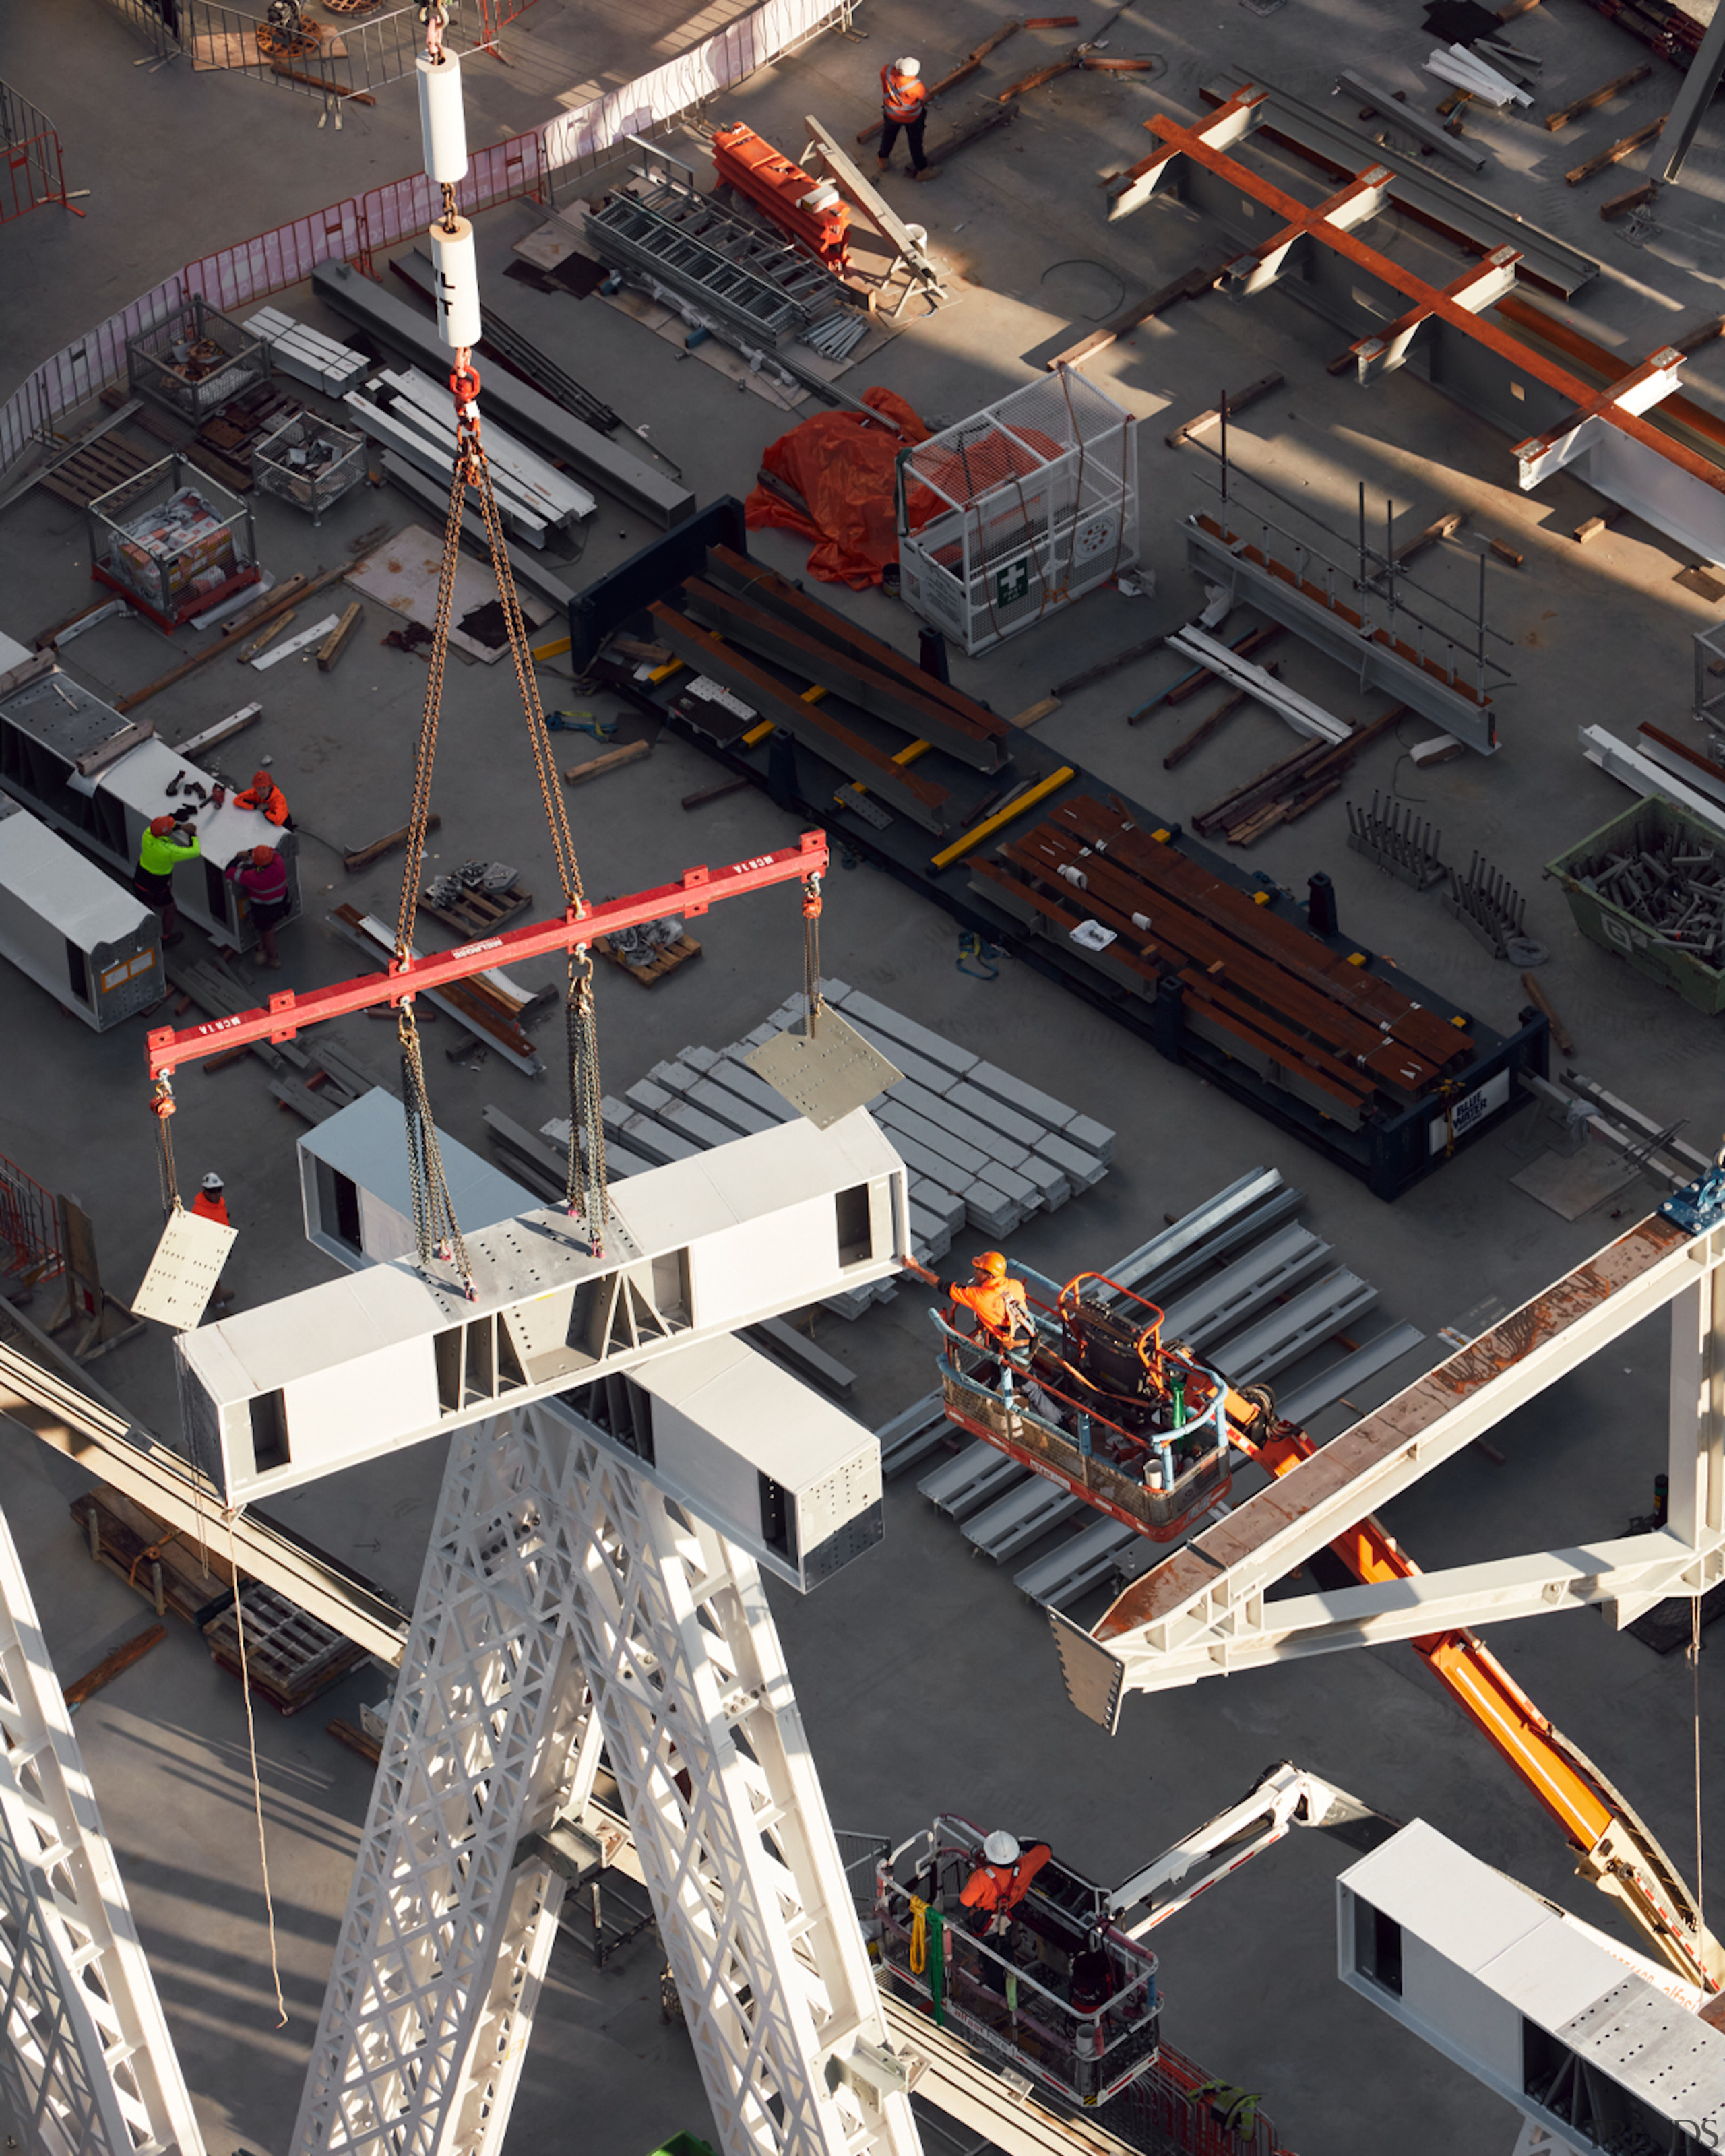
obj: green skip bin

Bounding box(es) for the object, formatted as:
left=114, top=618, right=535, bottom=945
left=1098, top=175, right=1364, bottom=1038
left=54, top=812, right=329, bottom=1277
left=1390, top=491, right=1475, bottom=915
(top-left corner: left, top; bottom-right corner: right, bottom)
left=1546, top=794, right=1725, bottom=1016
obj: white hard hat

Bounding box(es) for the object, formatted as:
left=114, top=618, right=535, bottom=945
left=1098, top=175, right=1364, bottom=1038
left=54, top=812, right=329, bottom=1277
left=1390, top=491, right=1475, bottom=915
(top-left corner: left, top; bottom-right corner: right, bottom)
left=982, top=1829, right=1020, bottom=1866
left=201, top=1172, right=224, bottom=1191
left=898, top=55, right=921, bottom=77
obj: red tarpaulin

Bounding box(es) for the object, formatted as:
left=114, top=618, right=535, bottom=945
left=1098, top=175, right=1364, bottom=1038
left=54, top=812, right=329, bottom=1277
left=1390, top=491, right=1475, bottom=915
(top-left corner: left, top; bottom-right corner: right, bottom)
left=745, top=387, right=934, bottom=590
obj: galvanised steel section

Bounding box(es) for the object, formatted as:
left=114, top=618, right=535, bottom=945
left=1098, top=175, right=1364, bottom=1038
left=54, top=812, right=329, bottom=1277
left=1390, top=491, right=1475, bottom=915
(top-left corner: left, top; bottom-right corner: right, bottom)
left=0, top=1497, right=205, bottom=2156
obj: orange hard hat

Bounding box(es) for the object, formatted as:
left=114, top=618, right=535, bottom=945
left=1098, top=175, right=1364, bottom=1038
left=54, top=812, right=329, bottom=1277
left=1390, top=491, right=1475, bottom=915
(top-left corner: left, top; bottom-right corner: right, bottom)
left=251, top=770, right=272, bottom=791
left=972, top=1250, right=1007, bottom=1279
left=148, top=815, right=177, bottom=836
left=252, top=844, right=276, bottom=867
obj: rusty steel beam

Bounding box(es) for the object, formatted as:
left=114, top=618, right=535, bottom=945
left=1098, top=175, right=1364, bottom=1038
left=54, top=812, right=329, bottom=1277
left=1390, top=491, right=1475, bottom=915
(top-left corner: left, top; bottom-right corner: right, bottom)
left=1107, top=89, right=1725, bottom=555
left=1090, top=1211, right=1697, bottom=1652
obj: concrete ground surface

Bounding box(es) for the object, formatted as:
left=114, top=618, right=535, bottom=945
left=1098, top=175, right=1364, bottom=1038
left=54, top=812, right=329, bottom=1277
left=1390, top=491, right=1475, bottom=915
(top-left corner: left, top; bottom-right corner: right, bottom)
left=3, top=1, right=1725, bottom=2153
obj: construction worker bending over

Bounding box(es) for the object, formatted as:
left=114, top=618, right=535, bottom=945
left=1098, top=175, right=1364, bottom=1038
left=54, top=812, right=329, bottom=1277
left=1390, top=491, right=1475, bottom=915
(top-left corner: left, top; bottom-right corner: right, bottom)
left=226, top=844, right=290, bottom=970
left=133, top=814, right=200, bottom=947
left=961, top=1830, right=1052, bottom=1937
left=234, top=768, right=293, bottom=828
left=878, top=56, right=938, bottom=181
left=193, top=1172, right=234, bottom=1309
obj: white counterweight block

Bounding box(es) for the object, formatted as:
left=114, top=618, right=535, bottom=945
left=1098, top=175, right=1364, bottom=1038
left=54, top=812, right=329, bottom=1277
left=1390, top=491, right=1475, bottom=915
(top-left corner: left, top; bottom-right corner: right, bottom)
left=416, top=49, right=469, bottom=183
left=429, top=214, right=481, bottom=351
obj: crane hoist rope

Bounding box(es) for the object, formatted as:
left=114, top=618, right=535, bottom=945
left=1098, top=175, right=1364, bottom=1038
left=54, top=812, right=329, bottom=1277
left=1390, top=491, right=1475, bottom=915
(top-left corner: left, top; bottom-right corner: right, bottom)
left=390, top=8, right=614, bottom=1292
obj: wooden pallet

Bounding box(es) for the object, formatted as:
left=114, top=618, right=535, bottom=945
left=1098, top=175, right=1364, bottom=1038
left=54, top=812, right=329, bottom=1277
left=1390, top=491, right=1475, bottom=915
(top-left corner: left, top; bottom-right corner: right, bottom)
left=203, top=1581, right=369, bottom=1714
left=40, top=432, right=158, bottom=510
left=71, top=1487, right=239, bottom=1627
left=416, top=877, right=532, bottom=937
left=593, top=931, right=702, bottom=986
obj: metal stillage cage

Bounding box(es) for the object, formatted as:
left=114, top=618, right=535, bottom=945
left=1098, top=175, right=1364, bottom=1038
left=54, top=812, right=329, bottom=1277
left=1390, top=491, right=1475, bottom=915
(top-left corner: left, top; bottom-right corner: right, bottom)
left=253, top=411, right=367, bottom=526
left=896, top=367, right=1137, bottom=657
left=125, top=296, right=270, bottom=423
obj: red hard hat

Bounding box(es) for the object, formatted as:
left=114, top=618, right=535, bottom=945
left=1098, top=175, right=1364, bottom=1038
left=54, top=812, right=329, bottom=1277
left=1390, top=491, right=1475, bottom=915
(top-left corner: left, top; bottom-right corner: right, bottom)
left=149, top=815, right=177, bottom=836
left=252, top=844, right=276, bottom=867
left=972, top=1250, right=1007, bottom=1279
left=252, top=770, right=271, bottom=791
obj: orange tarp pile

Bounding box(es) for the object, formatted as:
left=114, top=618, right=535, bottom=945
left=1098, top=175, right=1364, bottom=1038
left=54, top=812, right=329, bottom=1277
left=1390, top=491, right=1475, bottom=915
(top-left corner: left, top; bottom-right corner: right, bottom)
left=745, top=389, right=935, bottom=590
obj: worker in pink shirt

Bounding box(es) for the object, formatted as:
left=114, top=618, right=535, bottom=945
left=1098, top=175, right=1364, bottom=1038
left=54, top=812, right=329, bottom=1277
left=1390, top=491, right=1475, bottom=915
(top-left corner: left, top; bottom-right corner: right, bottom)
left=225, top=843, right=289, bottom=969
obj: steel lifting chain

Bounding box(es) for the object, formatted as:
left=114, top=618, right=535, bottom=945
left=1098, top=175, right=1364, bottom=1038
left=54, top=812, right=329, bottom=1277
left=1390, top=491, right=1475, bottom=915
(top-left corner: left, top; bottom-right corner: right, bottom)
left=149, top=1077, right=180, bottom=1220
left=801, top=869, right=823, bottom=1038
left=388, top=239, right=613, bottom=1265
left=387, top=406, right=480, bottom=1294
left=463, top=404, right=613, bottom=1251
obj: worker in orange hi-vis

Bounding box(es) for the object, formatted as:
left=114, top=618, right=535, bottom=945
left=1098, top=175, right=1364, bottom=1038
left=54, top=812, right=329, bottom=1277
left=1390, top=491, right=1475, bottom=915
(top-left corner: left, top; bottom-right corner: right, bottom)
left=947, top=1249, right=1032, bottom=1352
left=878, top=55, right=938, bottom=181
left=193, top=1172, right=234, bottom=1309
left=960, top=1830, right=1053, bottom=1937
left=234, top=767, right=294, bottom=829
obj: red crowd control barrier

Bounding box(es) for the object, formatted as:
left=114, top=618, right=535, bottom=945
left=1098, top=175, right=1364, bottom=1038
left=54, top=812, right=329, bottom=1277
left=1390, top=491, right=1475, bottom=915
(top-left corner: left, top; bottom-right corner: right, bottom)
left=0, top=81, right=82, bottom=225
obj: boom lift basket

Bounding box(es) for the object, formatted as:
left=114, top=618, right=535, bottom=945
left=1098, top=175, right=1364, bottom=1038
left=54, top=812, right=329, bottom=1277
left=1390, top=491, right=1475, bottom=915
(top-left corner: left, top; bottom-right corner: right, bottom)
left=933, top=1267, right=1232, bottom=1540
left=876, top=1815, right=1161, bottom=2108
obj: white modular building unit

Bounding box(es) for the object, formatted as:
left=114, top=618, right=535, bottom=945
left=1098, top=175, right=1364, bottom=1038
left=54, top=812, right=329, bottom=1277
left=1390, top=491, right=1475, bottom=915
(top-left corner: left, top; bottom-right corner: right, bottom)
left=299, top=1086, right=536, bottom=1270
left=896, top=365, right=1139, bottom=657
left=0, top=647, right=300, bottom=953
left=562, top=1332, right=884, bottom=1592
left=0, top=795, right=161, bottom=1029
left=179, top=1109, right=910, bottom=1507
left=1338, top=1820, right=1723, bottom=2155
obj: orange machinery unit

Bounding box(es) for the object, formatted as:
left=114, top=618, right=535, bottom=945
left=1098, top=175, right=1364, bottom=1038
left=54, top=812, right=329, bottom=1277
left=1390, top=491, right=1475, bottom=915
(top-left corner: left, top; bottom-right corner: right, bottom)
left=711, top=123, right=851, bottom=273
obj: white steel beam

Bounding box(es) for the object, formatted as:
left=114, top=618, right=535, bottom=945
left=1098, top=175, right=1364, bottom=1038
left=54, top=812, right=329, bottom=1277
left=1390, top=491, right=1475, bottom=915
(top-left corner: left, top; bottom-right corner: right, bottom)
left=1064, top=1529, right=1725, bottom=1692
left=295, top=1401, right=919, bottom=2156
left=1069, top=1215, right=1721, bottom=1706
left=0, top=1497, right=206, bottom=2156
left=554, top=1405, right=918, bottom=2156
left=290, top=1416, right=596, bottom=2156
left=0, top=1333, right=411, bottom=1666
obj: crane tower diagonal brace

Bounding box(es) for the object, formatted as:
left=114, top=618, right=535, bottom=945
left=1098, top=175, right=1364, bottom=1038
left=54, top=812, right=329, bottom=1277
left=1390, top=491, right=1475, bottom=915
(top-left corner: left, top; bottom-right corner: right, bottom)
left=144, top=834, right=828, bottom=1079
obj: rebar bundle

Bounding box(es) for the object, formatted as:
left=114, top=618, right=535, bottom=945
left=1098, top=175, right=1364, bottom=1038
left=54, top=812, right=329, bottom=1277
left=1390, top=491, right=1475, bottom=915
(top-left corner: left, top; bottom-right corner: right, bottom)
left=1346, top=792, right=1447, bottom=891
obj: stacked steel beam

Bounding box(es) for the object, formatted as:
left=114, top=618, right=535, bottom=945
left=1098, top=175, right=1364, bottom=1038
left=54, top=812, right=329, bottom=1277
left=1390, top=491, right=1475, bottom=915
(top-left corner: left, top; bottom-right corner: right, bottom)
left=650, top=544, right=1013, bottom=836
left=973, top=795, right=1476, bottom=1130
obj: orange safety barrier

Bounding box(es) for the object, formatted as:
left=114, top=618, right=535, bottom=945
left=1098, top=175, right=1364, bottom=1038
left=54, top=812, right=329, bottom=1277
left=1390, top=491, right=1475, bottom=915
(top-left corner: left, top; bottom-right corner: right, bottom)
left=712, top=122, right=850, bottom=272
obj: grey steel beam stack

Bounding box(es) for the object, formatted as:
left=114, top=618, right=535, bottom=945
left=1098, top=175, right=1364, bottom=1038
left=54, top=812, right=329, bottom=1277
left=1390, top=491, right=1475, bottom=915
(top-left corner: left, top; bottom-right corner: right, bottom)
left=526, top=978, right=1117, bottom=1323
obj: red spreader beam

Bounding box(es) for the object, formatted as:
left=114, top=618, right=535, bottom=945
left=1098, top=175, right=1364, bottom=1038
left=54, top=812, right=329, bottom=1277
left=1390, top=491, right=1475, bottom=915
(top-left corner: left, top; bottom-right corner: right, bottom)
left=146, top=832, right=828, bottom=1081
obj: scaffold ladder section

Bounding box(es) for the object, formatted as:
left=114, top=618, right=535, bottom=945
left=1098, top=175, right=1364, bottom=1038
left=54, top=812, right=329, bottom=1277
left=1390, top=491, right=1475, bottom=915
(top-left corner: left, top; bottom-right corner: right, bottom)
left=0, top=1498, right=205, bottom=2156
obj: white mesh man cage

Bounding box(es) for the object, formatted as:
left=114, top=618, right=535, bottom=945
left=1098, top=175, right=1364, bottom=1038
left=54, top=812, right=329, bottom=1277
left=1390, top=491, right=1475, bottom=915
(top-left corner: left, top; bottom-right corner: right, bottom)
left=896, top=367, right=1138, bottom=657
